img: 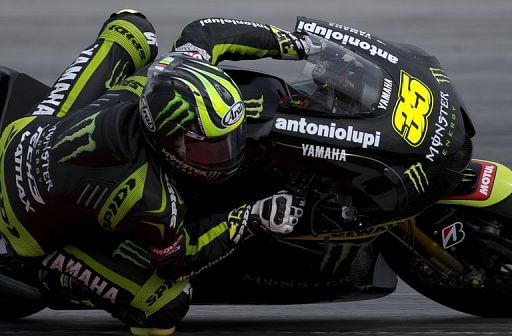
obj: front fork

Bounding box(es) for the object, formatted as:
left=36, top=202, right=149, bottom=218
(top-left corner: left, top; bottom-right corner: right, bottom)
left=392, top=159, right=512, bottom=278
left=393, top=219, right=464, bottom=273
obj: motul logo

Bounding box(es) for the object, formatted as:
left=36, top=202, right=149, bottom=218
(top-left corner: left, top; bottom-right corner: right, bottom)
left=442, top=161, right=497, bottom=201
left=479, top=164, right=495, bottom=197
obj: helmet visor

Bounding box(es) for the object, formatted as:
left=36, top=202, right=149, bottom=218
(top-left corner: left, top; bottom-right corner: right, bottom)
left=171, top=123, right=246, bottom=170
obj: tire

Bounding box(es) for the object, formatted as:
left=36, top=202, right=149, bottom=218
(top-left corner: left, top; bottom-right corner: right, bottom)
left=0, top=296, right=45, bottom=320
left=384, top=246, right=512, bottom=317
left=0, top=237, right=46, bottom=319
left=381, top=204, right=512, bottom=317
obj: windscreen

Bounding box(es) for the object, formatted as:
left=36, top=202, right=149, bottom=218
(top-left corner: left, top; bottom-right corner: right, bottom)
left=291, top=34, right=385, bottom=117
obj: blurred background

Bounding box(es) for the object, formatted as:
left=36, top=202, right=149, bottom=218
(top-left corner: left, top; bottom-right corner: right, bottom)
left=1, top=0, right=512, bottom=163
left=1, top=1, right=512, bottom=334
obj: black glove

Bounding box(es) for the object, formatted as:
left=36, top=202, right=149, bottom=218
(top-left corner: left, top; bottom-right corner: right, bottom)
left=250, top=191, right=305, bottom=234
left=270, top=26, right=309, bottom=60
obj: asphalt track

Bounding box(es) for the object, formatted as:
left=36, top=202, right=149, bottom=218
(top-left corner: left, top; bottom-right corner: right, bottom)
left=1, top=0, right=512, bottom=335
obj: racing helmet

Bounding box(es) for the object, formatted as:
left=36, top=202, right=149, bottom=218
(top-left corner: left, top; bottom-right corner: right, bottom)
left=140, top=53, right=246, bottom=183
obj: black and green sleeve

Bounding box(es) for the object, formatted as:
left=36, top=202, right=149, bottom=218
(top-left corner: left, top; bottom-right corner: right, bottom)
left=173, top=18, right=305, bottom=65
left=32, top=10, right=158, bottom=117
left=149, top=203, right=255, bottom=280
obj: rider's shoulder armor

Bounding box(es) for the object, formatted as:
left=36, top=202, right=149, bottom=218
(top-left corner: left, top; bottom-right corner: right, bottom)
left=0, top=102, right=184, bottom=251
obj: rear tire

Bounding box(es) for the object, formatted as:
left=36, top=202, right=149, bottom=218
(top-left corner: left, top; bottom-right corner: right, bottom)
left=0, top=296, right=45, bottom=320
left=0, top=237, right=46, bottom=320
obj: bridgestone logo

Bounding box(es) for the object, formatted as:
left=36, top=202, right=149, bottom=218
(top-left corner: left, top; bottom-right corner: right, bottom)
left=274, top=117, right=381, bottom=149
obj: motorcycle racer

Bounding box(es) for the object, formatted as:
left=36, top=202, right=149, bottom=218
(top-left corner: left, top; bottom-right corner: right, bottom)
left=0, top=9, right=307, bottom=335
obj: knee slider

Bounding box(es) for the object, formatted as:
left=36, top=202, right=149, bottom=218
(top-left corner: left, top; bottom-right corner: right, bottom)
left=99, top=11, right=158, bottom=70
left=127, top=280, right=192, bottom=329
left=130, top=326, right=176, bottom=336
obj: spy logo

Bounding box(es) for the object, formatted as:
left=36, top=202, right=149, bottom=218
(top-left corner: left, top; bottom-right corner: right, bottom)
left=98, top=164, right=148, bottom=230
left=404, top=162, right=429, bottom=193
left=430, top=68, right=450, bottom=84
left=441, top=222, right=465, bottom=249
left=392, top=70, right=434, bottom=147
left=244, top=95, right=264, bottom=119
left=144, top=32, right=158, bottom=46
left=102, top=179, right=136, bottom=229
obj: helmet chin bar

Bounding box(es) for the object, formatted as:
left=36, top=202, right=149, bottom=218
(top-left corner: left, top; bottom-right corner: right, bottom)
left=161, top=148, right=209, bottom=177
left=160, top=148, right=228, bottom=183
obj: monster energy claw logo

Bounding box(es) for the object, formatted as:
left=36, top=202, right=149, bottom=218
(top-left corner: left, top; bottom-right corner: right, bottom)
left=156, top=90, right=195, bottom=136
left=112, top=240, right=151, bottom=268
left=404, top=162, right=429, bottom=193
left=105, top=60, right=128, bottom=89
left=53, top=112, right=99, bottom=162
left=430, top=68, right=450, bottom=84
left=207, top=171, right=221, bottom=181
left=244, top=95, right=264, bottom=119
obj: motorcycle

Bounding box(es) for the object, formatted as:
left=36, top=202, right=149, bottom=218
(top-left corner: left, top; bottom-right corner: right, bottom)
left=2, top=16, right=512, bottom=321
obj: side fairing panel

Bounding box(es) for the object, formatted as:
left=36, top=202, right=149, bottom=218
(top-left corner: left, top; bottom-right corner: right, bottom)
left=0, top=66, right=49, bottom=132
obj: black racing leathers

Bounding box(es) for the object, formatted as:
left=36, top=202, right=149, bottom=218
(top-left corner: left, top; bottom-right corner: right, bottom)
left=0, top=15, right=304, bottom=281
left=174, top=18, right=306, bottom=64
left=32, top=11, right=158, bottom=117
left=0, top=103, right=255, bottom=280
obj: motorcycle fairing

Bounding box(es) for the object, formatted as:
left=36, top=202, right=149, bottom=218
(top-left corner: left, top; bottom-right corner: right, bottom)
left=293, top=17, right=470, bottom=157
left=440, top=159, right=512, bottom=208
left=285, top=17, right=474, bottom=217
left=0, top=66, right=49, bottom=132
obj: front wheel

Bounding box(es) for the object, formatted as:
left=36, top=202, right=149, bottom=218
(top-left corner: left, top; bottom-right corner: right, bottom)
left=381, top=203, right=512, bottom=317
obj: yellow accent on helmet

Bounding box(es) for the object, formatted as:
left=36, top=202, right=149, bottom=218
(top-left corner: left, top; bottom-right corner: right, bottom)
left=176, top=65, right=244, bottom=138
left=141, top=53, right=246, bottom=183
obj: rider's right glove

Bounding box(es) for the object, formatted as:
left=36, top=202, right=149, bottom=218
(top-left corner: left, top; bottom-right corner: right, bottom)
left=270, top=26, right=318, bottom=60
left=298, top=34, right=323, bottom=56
left=250, top=191, right=305, bottom=234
